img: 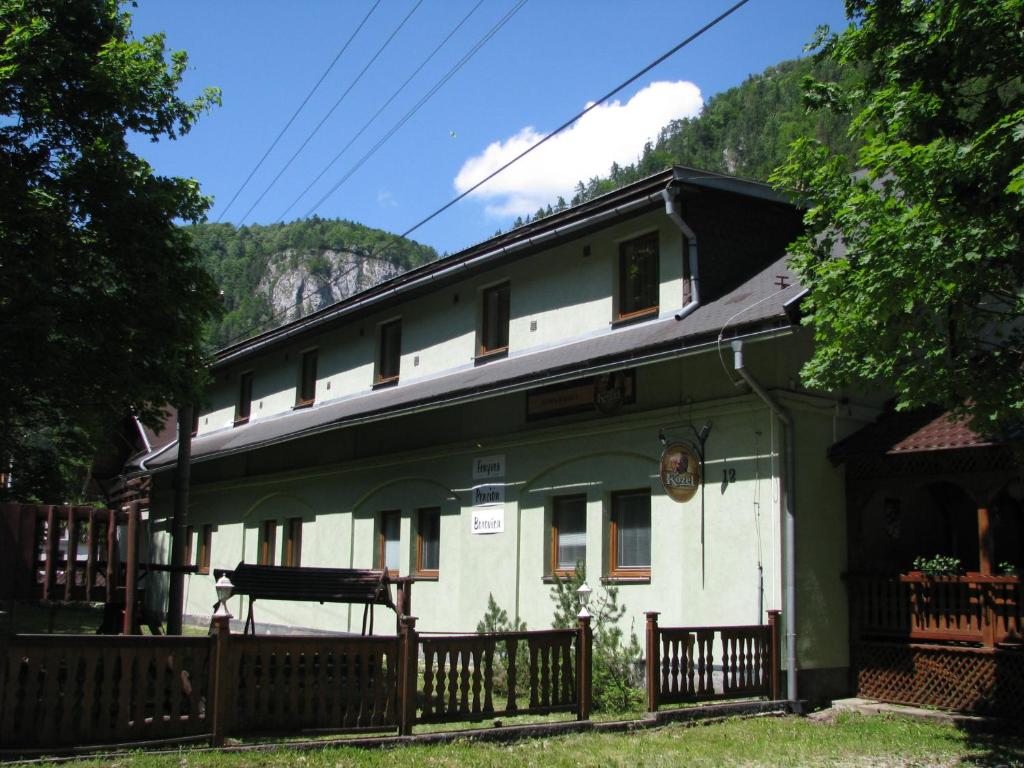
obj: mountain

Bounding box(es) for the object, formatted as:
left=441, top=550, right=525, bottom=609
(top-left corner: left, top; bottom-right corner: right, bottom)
left=516, top=56, right=862, bottom=226
left=189, top=217, right=437, bottom=350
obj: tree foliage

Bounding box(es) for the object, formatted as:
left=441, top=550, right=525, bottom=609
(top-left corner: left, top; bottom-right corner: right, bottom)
left=189, top=217, right=437, bottom=349
left=0, top=0, right=221, bottom=500
left=772, top=0, right=1024, bottom=426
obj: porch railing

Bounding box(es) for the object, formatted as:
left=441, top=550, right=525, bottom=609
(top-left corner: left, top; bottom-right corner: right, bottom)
left=644, top=611, right=781, bottom=712
left=847, top=573, right=1023, bottom=647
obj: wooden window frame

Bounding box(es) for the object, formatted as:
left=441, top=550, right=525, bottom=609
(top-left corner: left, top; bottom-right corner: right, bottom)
left=235, top=371, right=254, bottom=425
left=608, top=489, right=651, bottom=578
left=295, top=349, right=318, bottom=408
left=378, top=510, right=400, bottom=576
left=416, top=507, right=441, bottom=577
left=551, top=494, right=587, bottom=577
left=197, top=524, right=213, bottom=575
left=258, top=519, right=277, bottom=566
left=375, top=319, right=402, bottom=387
left=184, top=525, right=194, bottom=567
left=283, top=517, right=302, bottom=567
left=478, top=281, right=511, bottom=359
left=616, top=232, right=660, bottom=323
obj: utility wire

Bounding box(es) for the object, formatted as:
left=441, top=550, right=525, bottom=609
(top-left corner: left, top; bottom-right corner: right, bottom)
left=237, top=0, right=426, bottom=225
left=215, top=0, right=382, bottom=222
left=221, top=0, right=751, bottom=349
left=278, top=0, right=487, bottom=222
left=302, top=0, right=528, bottom=219
left=219, top=0, right=526, bottom=347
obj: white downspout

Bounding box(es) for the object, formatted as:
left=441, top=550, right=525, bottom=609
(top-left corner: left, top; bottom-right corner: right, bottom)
left=660, top=185, right=700, bottom=321
left=732, top=339, right=798, bottom=710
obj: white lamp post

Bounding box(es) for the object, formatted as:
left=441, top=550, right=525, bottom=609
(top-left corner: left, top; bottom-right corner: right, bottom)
left=576, top=582, right=592, bottom=619
left=214, top=574, right=234, bottom=619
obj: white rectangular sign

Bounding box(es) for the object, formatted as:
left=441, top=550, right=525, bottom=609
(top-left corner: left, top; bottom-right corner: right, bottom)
left=471, top=506, right=504, bottom=535
left=472, top=454, right=505, bottom=480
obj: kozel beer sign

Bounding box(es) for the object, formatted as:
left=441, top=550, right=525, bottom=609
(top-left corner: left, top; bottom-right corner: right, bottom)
left=659, top=441, right=701, bottom=503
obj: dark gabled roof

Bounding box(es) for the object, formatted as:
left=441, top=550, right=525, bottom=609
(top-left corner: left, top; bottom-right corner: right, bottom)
left=138, top=255, right=801, bottom=472
left=212, top=167, right=789, bottom=371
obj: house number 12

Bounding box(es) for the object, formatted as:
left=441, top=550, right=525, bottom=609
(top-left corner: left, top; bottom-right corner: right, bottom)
left=722, top=468, right=736, bottom=485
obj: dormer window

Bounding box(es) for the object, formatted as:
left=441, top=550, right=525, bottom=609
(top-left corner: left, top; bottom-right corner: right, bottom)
left=296, top=348, right=318, bottom=407
left=617, top=232, right=659, bottom=322
left=376, top=319, right=402, bottom=387
left=479, top=282, right=510, bottom=359
left=235, top=371, right=254, bottom=425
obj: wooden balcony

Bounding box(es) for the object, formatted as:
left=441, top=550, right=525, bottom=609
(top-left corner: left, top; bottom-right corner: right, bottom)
left=847, top=572, right=1023, bottom=648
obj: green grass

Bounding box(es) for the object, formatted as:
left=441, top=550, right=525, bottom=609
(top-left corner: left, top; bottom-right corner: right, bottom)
left=27, top=712, right=1024, bottom=768
left=4, top=602, right=208, bottom=636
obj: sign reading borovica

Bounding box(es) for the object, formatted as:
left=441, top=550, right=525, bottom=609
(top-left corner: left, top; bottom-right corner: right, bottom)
left=659, top=441, right=701, bottom=503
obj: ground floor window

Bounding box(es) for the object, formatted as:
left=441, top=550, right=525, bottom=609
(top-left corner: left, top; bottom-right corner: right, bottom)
left=417, top=507, right=440, bottom=576
left=259, top=520, right=276, bottom=565
left=184, top=525, right=194, bottom=567
left=198, top=524, right=213, bottom=575
left=379, top=510, right=400, bottom=575
left=283, top=517, right=302, bottom=567
left=610, top=489, right=651, bottom=577
left=552, top=495, right=586, bottom=576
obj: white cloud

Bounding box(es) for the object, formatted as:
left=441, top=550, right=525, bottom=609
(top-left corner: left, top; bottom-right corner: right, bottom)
left=377, top=190, right=398, bottom=207
left=454, top=80, right=703, bottom=218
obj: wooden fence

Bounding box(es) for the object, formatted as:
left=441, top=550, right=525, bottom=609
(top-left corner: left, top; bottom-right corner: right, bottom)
left=644, top=611, right=781, bottom=712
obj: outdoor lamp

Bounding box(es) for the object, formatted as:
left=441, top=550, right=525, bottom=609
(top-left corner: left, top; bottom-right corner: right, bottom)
left=214, top=574, right=234, bottom=618
left=576, top=582, right=592, bottom=619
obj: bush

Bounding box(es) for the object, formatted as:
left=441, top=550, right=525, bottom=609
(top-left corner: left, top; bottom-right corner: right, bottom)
left=549, top=565, right=643, bottom=713
left=912, top=554, right=963, bottom=577
left=475, top=593, right=527, bottom=697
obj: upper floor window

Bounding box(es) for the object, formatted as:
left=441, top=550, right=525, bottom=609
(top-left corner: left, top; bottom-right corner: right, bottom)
left=609, top=489, right=651, bottom=578
left=379, top=510, right=400, bottom=575
left=552, top=495, right=586, bottom=576
left=479, top=282, right=510, bottom=358
left=617, top=232, right=659, bottom=322
left=296, top=349, right=318, bottom=407
left=235, top=371, right=254, bottom=425
left=376, top=319, right=402, bottom=386
left=417, top=507, right=440, bottom=576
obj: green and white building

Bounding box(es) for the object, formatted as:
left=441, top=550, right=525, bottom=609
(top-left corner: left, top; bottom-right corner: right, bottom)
left=135, top=167, right=883, bottom=702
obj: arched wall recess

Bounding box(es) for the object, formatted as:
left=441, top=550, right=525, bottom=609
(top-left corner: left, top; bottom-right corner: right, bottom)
left=521, top=450, right=657, bottom=496
left=351, top=477, right=461, bottom=514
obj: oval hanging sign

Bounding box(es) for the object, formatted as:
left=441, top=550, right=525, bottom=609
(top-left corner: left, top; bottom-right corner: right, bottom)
left=660, top=441, right=701, bottom=503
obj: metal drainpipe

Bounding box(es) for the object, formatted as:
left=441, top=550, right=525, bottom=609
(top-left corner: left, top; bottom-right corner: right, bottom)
left=660, top=184, right=700, bottom=321
left=732, top=339, right=798, bottom=709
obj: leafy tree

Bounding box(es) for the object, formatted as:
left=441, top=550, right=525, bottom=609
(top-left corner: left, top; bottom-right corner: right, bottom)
left=0, top=0, right=221, bottom=501
left=772, top=0, right=1024, bottom=427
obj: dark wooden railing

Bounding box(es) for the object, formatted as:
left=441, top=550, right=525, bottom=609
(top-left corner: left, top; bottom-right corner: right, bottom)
left=0, top=635, right=211, bottom=749
left=847, top=573, right=1023, bottom=647
left=224, top=635, right=400, bottom=735
left=418, top=629, right=580, bottom=723
left=644, top=611, right=781, bottom=712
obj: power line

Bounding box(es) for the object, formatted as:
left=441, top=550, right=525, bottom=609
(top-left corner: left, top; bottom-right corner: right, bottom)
left=237, top=0, right=426, bottom=225
left=215, top=0, right=382, bottom=223
left=303, top=0, right=528, bottom=219
left=221, top=0, right=751, bottom=348
left=277, top=0, right=487, bottom=222
left=219, top=0, right=524, bottom=347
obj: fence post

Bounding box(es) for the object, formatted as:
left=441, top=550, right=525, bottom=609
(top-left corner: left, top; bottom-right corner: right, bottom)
left=398, top=615, right=418, bottom=736
left=767, top=609, right=782, bottom=700
left=645, top=611, right=660, bottom=713
left=209, top=613, right=231, bottom=747
left=576, top=614, right=592, bottom=721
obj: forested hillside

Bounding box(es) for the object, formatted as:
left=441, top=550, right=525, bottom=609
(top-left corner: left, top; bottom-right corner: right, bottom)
left=515, top=56, right=862, bottom=226
left=190, top=218, right=437, bottom=349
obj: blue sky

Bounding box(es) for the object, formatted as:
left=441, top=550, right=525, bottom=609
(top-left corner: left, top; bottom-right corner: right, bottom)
left=130, top=0, right=849, bottom=256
